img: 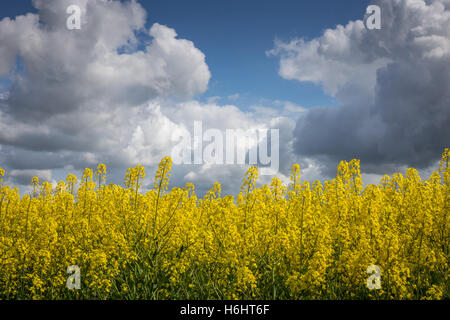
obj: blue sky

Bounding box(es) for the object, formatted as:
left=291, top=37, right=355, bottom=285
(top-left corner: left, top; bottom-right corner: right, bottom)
left=1, top=0, right=370, bottom=109
left=143, top=0, right=370, bottom=108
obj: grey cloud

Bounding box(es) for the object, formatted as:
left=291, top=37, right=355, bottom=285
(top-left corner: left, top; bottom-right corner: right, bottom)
left=271, top=0, right=450, bottom=176
left=8, top=168, right=52, bottom=186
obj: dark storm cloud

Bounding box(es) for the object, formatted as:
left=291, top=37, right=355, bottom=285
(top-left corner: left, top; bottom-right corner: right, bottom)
left=271, top=0, right=450, bottom=176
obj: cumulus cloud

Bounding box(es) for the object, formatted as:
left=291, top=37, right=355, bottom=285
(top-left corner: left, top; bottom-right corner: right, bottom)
left=161, top=100, right=302, bottom=194
left=0, top=0, right=216, bottom=189
left=270, top=0, right=450, bottom=176
left=0, top=0, right=210, bottom=120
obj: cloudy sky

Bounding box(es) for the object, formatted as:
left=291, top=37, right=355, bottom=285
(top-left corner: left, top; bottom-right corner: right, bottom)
left=0, top=0, right=449, bottom=196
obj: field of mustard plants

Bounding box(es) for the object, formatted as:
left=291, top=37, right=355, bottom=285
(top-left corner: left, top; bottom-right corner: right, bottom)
left=0, top=150, right=448, bottom=300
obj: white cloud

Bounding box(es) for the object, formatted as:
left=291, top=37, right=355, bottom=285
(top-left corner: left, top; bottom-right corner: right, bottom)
left=249, top=105, right=279, bottom=116
left=0, top=0, right=218, bottom=192
left=0, top=0, right=210, bottom=121
left=227, top=93, right=240, bottom=101
left=268, top=23, right=392, bottom=106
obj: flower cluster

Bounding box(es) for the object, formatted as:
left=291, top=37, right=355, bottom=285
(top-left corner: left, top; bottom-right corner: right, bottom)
left=0, top=149, right=448, bottom=299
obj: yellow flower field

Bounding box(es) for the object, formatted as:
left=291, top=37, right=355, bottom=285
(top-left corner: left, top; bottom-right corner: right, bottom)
left=0, top=150, right=448, bottom=300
